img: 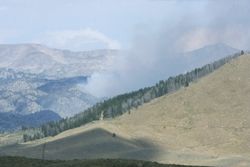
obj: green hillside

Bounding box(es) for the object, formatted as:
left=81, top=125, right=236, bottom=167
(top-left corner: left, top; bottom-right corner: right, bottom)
left=0, top=156, right=209, bottom=167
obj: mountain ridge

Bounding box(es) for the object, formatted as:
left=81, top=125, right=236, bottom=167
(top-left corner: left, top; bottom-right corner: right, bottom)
left=183, top=43, right=239, bottom=71
left=0, top=43, right=118, bottom=78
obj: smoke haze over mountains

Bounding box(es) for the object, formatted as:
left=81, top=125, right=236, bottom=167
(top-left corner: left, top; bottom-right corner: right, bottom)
left=84, top=0, right=249, bottom=97
left=0, top=0, right=249, bottom=97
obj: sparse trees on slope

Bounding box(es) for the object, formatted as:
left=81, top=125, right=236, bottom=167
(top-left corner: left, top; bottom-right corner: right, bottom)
left=23, top=52, right=242, bottom=142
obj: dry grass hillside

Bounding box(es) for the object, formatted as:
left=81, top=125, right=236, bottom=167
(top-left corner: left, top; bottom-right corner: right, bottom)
left=1, top=54, right=250, bottom=167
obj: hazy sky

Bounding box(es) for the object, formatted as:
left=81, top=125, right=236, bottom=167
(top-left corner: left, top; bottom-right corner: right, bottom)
left=0, top=0, right=234, bottom=50
left=0, top=0, right=175, bottom=50
left=2, top=0, right=249, bottom=51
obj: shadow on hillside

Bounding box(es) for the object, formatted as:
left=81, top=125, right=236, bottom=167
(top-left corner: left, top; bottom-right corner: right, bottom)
left=0, top=128, right=162, bottom=161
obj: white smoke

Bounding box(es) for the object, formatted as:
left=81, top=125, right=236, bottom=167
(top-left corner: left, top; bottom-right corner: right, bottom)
left=84, top=0, right=250, bottom=97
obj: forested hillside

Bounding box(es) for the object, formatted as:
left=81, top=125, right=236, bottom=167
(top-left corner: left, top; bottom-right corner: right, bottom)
left=23, top=52, right=242, bottom=141
left=0, top=110, right=61, bottom=132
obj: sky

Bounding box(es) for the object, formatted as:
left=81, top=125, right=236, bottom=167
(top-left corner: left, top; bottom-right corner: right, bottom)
left=0, top=0, right=177, bottom=50
left=0, top=0, right=249, bottom=51
left=0, top=0, right=234, bottom=51
left=1, top=0, right=250, bottom=97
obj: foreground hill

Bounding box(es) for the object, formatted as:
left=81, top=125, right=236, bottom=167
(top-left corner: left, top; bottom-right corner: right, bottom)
left=1, top=54, right=250, bottom=167
left=0, top=157, right=208, bottom=167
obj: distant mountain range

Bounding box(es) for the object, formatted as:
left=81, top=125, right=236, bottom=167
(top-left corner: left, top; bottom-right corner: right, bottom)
left=0, top=44, right=117, bottom=131
left=0, top=68, right=98, bottom=117
left=0, top=68, right=98, bottom=131
left=184, top=43, right=239, bottom=69
left=0, top=43, right=240, bottom=131
left=0, top=44, right=118, bottom=78
left=168, top=43, right=240, bottom=75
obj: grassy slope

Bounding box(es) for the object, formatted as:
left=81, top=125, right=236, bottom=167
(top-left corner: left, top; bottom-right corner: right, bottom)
left=1, top=55, right=250, bottom=167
